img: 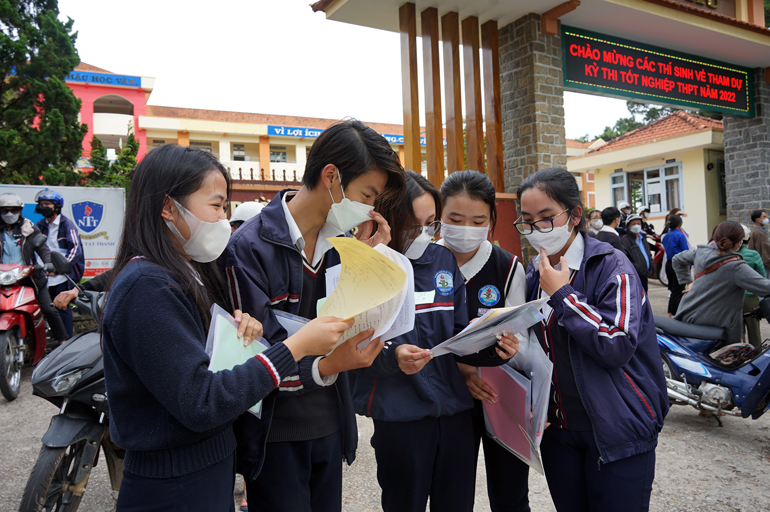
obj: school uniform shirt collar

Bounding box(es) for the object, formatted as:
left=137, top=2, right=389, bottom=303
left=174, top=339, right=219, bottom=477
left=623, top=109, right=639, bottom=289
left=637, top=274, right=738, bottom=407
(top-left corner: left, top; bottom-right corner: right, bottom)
left=599, top=225, right=619, bottom=236
left=281, top=191, right=343, bottom=267
left=532, top=230, right=585, bottom=272
left=435, top=238, right=492, bottom=283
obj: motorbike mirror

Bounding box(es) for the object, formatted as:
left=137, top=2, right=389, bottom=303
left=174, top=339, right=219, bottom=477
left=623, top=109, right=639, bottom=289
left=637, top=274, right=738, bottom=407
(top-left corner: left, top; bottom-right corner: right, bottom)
left=50, top=251, right=71, bottom=276
left=760, top=298, right=770, bottom=322
left=31, top=233, right=46, bottom=250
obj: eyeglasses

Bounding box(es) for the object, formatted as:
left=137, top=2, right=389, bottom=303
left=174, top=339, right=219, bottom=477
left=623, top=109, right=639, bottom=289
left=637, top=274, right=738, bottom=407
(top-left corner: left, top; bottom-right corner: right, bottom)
left=403, top=220, right=441, bottom=242
left=514, top=209, right=572, bottom=235
left=0, top=208, right=21, bottom=215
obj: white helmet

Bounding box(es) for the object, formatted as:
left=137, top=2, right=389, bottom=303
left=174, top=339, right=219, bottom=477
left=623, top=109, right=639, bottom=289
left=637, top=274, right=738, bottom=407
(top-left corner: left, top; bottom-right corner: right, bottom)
left=0, top=193, right=24, bottom=209
left=742, top=224, right=751, bottom=242
left=617, top=200, right=630, bottom=210
left=229, top=201, right=264, bottom=225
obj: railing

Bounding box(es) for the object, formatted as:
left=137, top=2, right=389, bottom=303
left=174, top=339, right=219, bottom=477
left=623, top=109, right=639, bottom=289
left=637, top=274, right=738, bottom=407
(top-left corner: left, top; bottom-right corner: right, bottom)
left=225, top=164, right=302, bottom=185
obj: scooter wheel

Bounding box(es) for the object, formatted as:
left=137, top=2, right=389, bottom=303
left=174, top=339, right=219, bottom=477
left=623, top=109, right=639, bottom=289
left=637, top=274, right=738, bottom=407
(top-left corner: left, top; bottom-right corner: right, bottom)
left=19, top=442, right=89, bottom=512
left=0, top=329, right=21, bottom=401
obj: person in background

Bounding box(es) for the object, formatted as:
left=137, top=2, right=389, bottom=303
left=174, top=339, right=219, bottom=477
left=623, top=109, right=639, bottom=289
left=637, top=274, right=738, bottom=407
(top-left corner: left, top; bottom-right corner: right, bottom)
left=0, top=193, right=68, bottom=345
left=662, top=215, right=688, bottom=317
left=621, top=214, right=654, bottom=292
left=351, top=170, right=519, bottom=512
left=436, top=170, right=530, bottom=512
left=587, top=209, right=602, bottom=237
left=738, top=224, right=766, bottom=348
left=638, top=207, right=656, bottom=237
left=516, top=167, right=667, bottom=512
left=661, top=207, right=683, bottom=236
left=229, top=201, right=264, bottom=234
left=674, top=221, right=770, bottom=345
left=35, top=190, right=84, bottom=338
left=616, top=200, right=631, bottom=236
left=595, top=207, right=622, bottom=250
left=748, top=209, right=770, bottom=276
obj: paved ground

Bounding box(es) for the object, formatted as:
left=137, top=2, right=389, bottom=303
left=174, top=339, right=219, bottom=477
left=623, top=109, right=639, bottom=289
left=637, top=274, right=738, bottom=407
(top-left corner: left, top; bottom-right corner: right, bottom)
left=1, top=281, right=769, bottom=511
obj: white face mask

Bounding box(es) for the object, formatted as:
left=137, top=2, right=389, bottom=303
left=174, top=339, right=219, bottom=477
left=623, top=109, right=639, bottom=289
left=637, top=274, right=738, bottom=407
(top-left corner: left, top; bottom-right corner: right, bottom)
left=763, top=218, right=769, bottom=226
left=2, top=212, right=19, bottom=225
left=165, top=199, right=231, bottom=263
left=629, top=225, right=642, bottom=235
left=325, top=169, right=374, bottom=233
left=441, top=224, right=489, bottom=254
left=526, top=222, right=574, bottom=256
left=590, top=219, right=603, bottom=231
left=404, top=228, right=433, bottom=260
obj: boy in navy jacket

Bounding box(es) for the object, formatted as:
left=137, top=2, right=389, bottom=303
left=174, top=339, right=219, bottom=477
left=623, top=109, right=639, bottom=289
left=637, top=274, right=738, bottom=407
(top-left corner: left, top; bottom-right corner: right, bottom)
left=221, top=120, right=405, bottom=511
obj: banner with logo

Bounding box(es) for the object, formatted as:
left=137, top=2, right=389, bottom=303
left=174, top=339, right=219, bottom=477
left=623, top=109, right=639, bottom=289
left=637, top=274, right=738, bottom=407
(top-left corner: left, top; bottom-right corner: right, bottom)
left=0, top=185, right=124, bottom=278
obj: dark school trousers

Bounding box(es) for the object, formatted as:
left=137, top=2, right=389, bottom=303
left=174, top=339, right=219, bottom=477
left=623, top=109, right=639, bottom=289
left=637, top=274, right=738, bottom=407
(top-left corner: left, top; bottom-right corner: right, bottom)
left=371, top=409, right=476, bottom=512
left=22, top=278, right=67, bottom=343
left=666, top=259, right=686, bottom=316
left=246, top=430, right=343, bottom=512
left=49, top=281, right=74, bottom=338
left=116, top=451, right=235, bottom=512
left=469, top=400, right=530, bottom=512
left=540, top=429, right=655, bottom=512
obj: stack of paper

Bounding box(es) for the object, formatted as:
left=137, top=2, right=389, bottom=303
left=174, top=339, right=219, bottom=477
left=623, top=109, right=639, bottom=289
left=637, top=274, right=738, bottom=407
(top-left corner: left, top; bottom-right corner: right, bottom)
left=479, top=331, right=553, bottom=474
left=430, top=298, right=548, bottom=357
left=205, top=304, right=269, bottom=418
left=320, top=238, right=415, bottom=349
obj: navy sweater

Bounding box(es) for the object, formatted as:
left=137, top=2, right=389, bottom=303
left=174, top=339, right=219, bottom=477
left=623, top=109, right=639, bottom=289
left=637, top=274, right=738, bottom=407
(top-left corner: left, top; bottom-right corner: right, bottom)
left=102, top=259, right=297, bottom=478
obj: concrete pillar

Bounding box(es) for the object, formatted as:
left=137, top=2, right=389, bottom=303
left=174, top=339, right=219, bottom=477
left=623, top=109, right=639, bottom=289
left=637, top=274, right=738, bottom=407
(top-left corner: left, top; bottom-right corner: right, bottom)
left=177, top=131, right=189, bottom=146
left=219, top=140, right=230, bottom=162
left=499, top=13, right=566, bottom=193
left=723, top=68, right=770, bottom=224
left=258, top=136, right=271, bottom=180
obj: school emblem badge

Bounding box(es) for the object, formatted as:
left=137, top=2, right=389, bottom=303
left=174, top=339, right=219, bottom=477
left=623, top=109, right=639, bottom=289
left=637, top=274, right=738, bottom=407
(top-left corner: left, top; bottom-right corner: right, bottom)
left=70, top=200, right=108, bottom=240
left=434, top=271, right=454, bottom=296
left=478, top=285, right=501, bottom=307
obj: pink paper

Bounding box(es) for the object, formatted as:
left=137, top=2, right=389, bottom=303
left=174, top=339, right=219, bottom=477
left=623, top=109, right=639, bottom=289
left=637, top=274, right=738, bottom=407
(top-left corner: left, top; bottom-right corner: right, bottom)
left=480, top=366, right=531, bottom=458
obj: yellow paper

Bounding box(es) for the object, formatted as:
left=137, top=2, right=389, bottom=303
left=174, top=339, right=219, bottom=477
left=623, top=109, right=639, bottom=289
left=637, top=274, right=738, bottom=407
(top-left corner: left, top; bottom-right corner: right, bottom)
left=318, top=237, right=406, bottom=321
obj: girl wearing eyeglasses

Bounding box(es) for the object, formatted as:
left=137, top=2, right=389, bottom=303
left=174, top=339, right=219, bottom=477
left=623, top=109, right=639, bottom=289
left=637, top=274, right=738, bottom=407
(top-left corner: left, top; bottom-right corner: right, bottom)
left=435, top=170, right=530, bottom=512
left=351, top=170, right=519, bottom=512
left=515, top=167, right=667, bottom=512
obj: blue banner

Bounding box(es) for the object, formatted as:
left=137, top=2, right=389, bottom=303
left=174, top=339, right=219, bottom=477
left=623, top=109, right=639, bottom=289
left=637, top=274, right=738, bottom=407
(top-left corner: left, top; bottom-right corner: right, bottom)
left=269, top=125, right=446, bottom=147
left=65, top=70, right=141, bottom=88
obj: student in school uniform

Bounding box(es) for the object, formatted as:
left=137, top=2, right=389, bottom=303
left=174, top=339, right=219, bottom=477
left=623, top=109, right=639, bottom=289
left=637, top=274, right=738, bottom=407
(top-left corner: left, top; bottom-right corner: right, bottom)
left=350, top=170, right=521, bottom=512
left=435, top=170, right=530, bottom=512
left=221, top=120, right=406, bottom=512
left=101, top=144, right=353, bottom=511
left=515, top=167, right=668, bottom=512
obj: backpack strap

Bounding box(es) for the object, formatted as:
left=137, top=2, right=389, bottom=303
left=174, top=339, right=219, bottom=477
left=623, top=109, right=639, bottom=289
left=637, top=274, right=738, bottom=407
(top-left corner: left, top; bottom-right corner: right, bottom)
left=694, top=256, right=741, bottom=281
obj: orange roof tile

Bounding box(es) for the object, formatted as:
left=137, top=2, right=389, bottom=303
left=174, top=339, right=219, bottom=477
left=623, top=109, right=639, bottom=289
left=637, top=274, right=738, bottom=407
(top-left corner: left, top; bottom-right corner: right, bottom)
left=585, top=111, right=722, bottom=154
left=566, top=139, right=595, bottom=149
left=74, top=63, right=113, bottom=74
left=641, top=0, right=770, bottom=38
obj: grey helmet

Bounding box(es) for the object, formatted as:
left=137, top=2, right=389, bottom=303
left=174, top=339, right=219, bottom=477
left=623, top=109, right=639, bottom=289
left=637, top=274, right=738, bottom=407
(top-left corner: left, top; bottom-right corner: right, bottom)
left=0, top=193, right=24, bottom=209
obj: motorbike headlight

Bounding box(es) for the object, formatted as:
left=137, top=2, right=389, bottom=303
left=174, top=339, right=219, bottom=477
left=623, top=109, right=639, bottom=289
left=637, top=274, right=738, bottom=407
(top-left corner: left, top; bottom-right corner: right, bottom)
left=0, top=269, right=19, bottom=285
left=18, top=267, right=31, bottom=280
left=50, top=369, right=84, bottom=393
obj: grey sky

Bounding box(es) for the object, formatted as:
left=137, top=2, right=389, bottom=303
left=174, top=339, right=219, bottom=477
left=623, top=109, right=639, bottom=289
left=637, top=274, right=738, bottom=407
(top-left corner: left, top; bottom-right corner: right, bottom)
left=58, top=0, right=630, bottom=140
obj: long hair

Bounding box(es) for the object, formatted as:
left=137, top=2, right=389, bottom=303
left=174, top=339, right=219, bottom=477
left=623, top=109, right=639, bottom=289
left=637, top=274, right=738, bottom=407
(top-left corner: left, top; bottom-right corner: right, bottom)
left=517, top=167, right=585, bottom=233
left=108, top=144, right=231, bottom=328
left=710, top=221, right=743, bottom=254
left=440, top=170, right=497, bottom=233
left=379, top=170, right=442, bottom=255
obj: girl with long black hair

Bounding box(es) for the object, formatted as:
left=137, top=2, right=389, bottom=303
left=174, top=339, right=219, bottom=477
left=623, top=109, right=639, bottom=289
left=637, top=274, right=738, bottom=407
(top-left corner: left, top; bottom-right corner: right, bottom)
left=102, top=144, right=353, bottom=511
left=436, top=170, right=530, bottom=512
left=516, top=167, right=667, bottom=512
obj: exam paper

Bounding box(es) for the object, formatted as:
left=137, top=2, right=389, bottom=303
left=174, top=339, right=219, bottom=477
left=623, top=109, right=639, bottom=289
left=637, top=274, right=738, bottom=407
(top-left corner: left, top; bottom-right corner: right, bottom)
left=205, top=304, right=268, bottom=418
left=430, top=298, right=548, bottom=357
left=324, top=243, right=415, bottom=348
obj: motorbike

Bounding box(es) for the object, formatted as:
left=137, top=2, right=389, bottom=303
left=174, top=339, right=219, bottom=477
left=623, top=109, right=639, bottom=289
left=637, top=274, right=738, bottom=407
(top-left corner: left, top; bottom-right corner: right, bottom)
left=654, top=299, right=770, bottom=426
left=647, top=234, right=668, bottom=287
left=19, top=254, right=123, bottom=512
left=0, top=234, right=55, bottom=401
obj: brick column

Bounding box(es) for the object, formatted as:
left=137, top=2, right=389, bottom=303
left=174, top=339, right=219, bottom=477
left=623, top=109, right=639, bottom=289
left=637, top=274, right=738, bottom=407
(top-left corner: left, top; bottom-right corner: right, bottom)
left=723, top=68, right=770, bottom=224
left=499, top=13, right=567, bottom=263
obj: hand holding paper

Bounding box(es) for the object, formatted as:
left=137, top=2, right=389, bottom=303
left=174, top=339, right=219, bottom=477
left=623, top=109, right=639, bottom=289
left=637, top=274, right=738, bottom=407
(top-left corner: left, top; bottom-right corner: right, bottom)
left=231, top=309, right=263, bottom=345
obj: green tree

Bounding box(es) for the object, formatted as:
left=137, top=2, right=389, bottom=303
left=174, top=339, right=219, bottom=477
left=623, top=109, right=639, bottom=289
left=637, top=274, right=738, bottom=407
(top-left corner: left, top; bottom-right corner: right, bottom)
left=597, top=116, right=644, bottom=141
left=573, top=134, right=592, bottom=143
left=0, top=0, right=87, bottom=185
left=766, top=0, right=770, bottom=28
left=85, top=132, right=139, bottom=190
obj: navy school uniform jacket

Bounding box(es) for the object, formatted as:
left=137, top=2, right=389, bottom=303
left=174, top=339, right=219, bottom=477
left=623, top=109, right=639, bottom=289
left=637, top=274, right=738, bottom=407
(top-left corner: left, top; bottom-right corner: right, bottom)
left=219, top=190, right=357, bottom=481
left=37, top=215, right=84, bottom=283
left=527, top=234, right=668, bottom=464
left=351, top=243, right=507, bottom=423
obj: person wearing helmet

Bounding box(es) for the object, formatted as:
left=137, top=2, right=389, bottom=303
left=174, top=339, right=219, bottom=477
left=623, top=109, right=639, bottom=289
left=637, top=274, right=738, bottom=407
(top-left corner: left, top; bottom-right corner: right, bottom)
left=35, top=189, right=85, bottom=339
left=737, top=224, right=766, bottom=347
left=616, top=200, right=631, bottom=236
left=229, top=201, right=264, bottom=233
left=0, top=193, right=68, bottom=344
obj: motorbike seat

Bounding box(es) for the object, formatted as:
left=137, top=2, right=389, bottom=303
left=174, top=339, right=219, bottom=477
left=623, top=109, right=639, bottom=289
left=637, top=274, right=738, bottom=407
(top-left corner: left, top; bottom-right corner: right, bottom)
left=654, top=316, right=727, bottom=352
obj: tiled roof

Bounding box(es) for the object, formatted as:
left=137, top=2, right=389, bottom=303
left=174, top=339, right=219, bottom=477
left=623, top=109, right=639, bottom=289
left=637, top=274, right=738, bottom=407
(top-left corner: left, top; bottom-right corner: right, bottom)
left=310, top=0, right=334, bottom=13
left=144, top=105, right=408, bottom=136
left=74, top=63, right=113, bottom=74
left=642, top=0, right=770, bottom=37
left=585, top=111, right=722, bottom=154
left=566, top=139, right=594, bottom=149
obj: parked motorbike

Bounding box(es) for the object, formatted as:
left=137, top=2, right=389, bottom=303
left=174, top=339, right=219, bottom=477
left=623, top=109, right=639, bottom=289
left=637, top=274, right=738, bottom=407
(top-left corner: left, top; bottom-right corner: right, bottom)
left=655, top=299, right=770, bottom=426
left=647, top=234, right=668, bottom=287
left=0, top=234, right=54, bottom=401
left=19, top=256, right=122, bottom=512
